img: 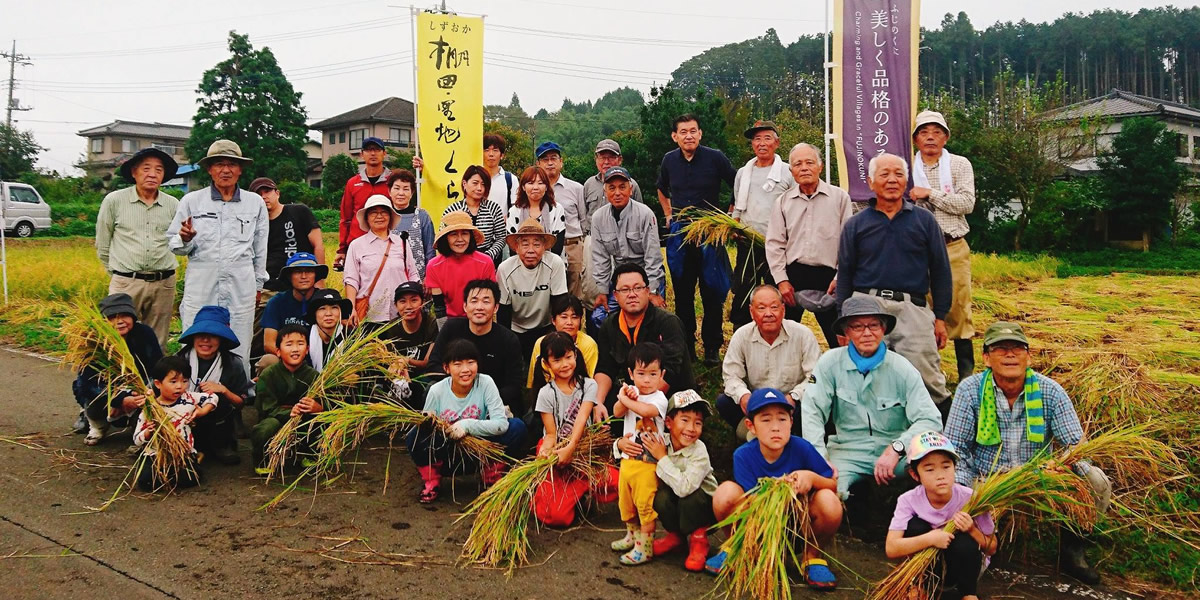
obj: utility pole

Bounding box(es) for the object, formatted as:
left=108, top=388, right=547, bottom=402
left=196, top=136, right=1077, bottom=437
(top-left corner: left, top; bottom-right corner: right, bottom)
left=2, top=40, right=33, bottom=128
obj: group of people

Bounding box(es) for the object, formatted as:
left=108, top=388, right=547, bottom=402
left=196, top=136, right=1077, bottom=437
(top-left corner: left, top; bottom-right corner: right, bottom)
left=75, top=112, right=1112, bottom=594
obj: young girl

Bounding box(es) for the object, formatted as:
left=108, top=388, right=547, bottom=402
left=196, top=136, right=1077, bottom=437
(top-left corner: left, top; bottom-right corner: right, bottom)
left=424, top=211, right=497, bottom=320
left=531, top=332, right=618, bottom=526
left=442, top=165, right=507, bottom=264
left=507, top=166, right=566, bottom=257
left=387, top=168, right=435, bottom=279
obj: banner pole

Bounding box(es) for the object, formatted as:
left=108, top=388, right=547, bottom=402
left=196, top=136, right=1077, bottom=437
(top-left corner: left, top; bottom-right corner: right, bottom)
left=410, top=6, right=421, bottom=186
left=823, top=0, right=831, bottom=182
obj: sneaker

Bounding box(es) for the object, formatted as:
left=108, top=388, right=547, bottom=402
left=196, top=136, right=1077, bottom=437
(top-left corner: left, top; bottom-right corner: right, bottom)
left=704, top=550, right=727, bottom=576
left=84, top=424, right=108, bottom=446
left=72, top=411, right=88, bottom=434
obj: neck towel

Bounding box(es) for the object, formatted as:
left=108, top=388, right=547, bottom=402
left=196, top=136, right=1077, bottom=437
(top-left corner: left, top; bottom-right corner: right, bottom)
left=848, top=341, right=887, bottom=374
left=186, top=349, right=224, bottom=393
left=308, top=323, right=344, bottom=371
left=976, top=368, right=1045, bottom=445
left=733, top=154, right=786, bottom=212
left=912, top=149, right=954, bottom=195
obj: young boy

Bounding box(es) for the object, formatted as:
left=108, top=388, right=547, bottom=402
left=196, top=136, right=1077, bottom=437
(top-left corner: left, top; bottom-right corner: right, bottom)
left=132, top=356, right=218, bottom=492
left=382, top=281, right=438, bottom=374
left=886, top=431, right=997, bottom=600
left=642, top=389, right=718, bottom=572
left=251, top=324, right=322, bottom=474
left=706, top=388, right=843, bottom=590
left=526, top=295, right=599, bottom=389
left=611, top=342, right=670, bottom=566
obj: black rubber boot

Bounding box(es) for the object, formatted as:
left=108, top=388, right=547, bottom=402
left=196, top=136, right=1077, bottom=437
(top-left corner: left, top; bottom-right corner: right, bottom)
left=208, top=419, right=241, bottom=466
left=1059, top=529, right=1101, bottom=585
left=954, top=339, right=975, bottom=381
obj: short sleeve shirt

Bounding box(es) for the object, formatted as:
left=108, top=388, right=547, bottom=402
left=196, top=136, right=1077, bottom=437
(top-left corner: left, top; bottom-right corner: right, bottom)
left=424, top=252, right=498, bottom=318
left=497, top=253, right=568, bottom=333
left=890, top=484, right=995, bottom=535
left=261, top=291, right=312, bottom=330
left=382, top=315, right=439, bottom=361
left=619, top=390, right=668, bottom=462
left=535, top=377, right=598, bottom=441
left=265, top=205, right=320, bottom=291
left=732, top=436, right=833, bottom=492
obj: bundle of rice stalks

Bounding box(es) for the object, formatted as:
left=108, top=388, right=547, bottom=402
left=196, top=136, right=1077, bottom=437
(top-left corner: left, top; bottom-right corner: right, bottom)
left=676, top=207, right=765, bottom=248
left=458, top=422, right=614, bottom=573
left=713, top=477, right=815, bottom=600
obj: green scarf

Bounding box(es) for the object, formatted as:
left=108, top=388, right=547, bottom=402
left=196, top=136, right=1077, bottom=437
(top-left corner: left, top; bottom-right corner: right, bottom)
left=976, top=368, right=1044, bottom=445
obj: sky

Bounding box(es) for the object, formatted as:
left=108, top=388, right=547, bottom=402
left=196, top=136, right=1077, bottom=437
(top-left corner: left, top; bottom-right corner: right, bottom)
left=1, top=0, right=1194, bottom=175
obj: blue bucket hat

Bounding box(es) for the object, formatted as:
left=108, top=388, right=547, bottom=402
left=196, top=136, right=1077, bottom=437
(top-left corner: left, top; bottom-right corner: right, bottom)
left=278, top=252, right=329, bottom=286
left=179, top=305, right=240, bottom=349
left=535, top=141, right=563, bottom=159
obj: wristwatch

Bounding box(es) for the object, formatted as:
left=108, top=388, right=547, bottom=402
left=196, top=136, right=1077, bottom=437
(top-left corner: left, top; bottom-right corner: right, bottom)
left=890, top=440, right=906, bottom=455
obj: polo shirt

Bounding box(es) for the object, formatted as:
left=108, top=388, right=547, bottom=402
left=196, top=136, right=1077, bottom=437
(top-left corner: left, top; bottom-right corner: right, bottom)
left=656, top=145, right=736, bottom=212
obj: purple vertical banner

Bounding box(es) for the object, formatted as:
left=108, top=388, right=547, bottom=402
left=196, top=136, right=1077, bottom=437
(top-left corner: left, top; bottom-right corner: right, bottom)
left=833, top=0, right=918, bottom=202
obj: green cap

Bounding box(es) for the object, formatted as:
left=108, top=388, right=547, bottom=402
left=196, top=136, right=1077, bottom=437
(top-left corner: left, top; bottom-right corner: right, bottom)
left=982, top=321, right=1029, bottom=349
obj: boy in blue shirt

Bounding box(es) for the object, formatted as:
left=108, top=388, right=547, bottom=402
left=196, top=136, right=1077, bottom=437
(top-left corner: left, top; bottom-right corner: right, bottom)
left=705, top=387, right=844, bottom=590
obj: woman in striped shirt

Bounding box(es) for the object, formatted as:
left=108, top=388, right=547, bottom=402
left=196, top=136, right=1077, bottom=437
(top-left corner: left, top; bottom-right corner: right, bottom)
left=442, top=165, right=507, bottom=265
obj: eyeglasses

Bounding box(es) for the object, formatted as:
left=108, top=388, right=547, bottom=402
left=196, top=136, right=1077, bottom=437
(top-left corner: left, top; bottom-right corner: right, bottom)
left=845, top=322, right=884, bottom=334
left=614, top=284, right=648, bottom=295
left=987, top=342, right=1028, bottom=355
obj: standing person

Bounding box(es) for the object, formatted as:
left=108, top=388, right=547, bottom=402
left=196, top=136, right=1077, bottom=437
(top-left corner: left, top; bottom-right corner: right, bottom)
left=534, top=142, right=588, bottom=298
left=507, top=166, right=567, bottom=256
left=910, top=110, right=977, bottom=380
left=656, top=114, right=737, bottom=366
left=765, top=143, right=853, bottom=348
left=167, top=140, right=268, bottom=372
left=497, top=219, right=569, bottom=362
left=252, top=177, right=324, bottom=293
left=413, top=134, right=518, bottom=214
left=588, top=167, right=666, bottom=328
left=424, top=212, right=497, bottom=320
left=443, top=166, right=507, bottom=264
left=836, top=153, right=953, bottom=415
left=582, top=139, right=644, bottom=221
left=334, top=136, right=390, bottom=271
left=729, top=121, right=793, bottom=328
left=95, top=147, right=180, bottom=350
left=386, top=169, right=435, bottom=279
left=344, top=195, right=419, bottom=328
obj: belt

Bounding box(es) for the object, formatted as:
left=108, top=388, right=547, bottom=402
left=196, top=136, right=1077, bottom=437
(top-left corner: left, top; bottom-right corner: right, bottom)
left=112, top=269, right=175, bottom=282
left=565, top=236, right=584, bottom=245
left=856, top=287, right=926, bottom=307
left=944, top=234, right=964, bottom=244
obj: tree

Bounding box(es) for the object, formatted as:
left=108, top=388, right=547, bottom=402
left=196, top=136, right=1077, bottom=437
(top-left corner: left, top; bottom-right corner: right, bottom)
left=187, top=32, right=310, bottom=184
left=321, top=153, right=358, bottom=207
left=1098, top=117, right=1185, bottom=241
left=483, top=120, right=534, bottom=175
left=0, top=124, right=44, bottom=179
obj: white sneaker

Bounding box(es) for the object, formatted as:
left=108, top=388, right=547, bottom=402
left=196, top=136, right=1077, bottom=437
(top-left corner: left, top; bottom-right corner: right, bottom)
left=84, top=422, right=109, bottom=446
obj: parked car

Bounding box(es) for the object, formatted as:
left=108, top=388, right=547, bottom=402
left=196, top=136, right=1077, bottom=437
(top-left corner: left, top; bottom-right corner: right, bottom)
left=1, top=182, right=52, bottom=238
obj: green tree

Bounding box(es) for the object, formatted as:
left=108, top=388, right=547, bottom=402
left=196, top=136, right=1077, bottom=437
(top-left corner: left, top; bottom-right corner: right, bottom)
left=1098, top=117, right=1185, bottom=240
left=0, top=124, right=44, bottom=178
left=186, top=32, right=309, bottom=184
left=321, top=153, right=358, bottom=207
left=483, top=120, right=534, bottom=174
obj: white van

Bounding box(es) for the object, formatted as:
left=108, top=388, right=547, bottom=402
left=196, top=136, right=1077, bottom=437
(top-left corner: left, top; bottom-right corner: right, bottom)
left=1, top=182, right=52, bottom=238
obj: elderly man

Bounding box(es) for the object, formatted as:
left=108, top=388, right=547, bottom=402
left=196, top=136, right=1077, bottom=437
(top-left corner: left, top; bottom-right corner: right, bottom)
left=836, top=153, right=952, bottom=416
left=534, top=142, right=589, bottom=300
left=910, top=110, right=977, bottom=380
left=497, top=219, right=568, bottom=362
left=946, top=322, right=1112, bottom=584
left=582, top=139, right=644, bottom=219
left=729, top=121, right=794, bottom=328
left=716, top=285, right=821, bottom=438
left=589, top=166, right=665, bottom=328
left=802, top=296, right=942, bottom=503
left=766, top=143, right=853, bottom=348
left=95, top=148, right=181, bottom=350
left=657, top=114, right=737, bottom=366
left=167, top=140, right=268, bottom=371
left=334, top=136, right=390, bottom=271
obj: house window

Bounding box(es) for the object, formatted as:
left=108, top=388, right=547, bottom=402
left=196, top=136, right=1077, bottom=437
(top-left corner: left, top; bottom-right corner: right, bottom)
left=1177, top=133, right=1189, bottom=159
left=390, top=128, right=411, bottom=145
left=1193, top=135, right=1200, bottom=159
left=339, top=131, right=346, bottom=144
left=349, top=129, right=367, bottom=150
left=329, top=132, right=336, bottom=144
left=121, top=139, right=138, bottom=153
left=90, top=138, right=103, bottom=153
left=152, top=143, right=178, bottom=155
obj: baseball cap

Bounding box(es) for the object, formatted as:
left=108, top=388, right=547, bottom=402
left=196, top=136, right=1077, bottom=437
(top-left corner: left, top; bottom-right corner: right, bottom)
left=744, top=120, right=779, bottom=139
left=362, top=137, right=386, bottom=150
left=602, top=166, right=631, bottom=182
left=594, top=139, right=621, bottom=155
left=744, top=387, right=793, bottom=417
left=249, top=177, right=277, bottom=193
left=666, top=390, right=711, bottom=416
left=393, top=280, right=425, bottom=302
left=535, top=141, right=563, bottom=158
left=907, top=430, right=960, bottom=467
left=982, top=321, right=1029, bottom=349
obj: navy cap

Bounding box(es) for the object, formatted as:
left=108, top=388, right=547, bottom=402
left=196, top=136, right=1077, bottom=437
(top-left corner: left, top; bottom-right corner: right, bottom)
left=362, top=137, right=386, bottom=150
left=744, top=387, right=794, bottom=417
left=535, top=141, right=563, bottom=158
left=393, top=280, right=425, bottom=302
left=602, top=166, right=632, bottom=182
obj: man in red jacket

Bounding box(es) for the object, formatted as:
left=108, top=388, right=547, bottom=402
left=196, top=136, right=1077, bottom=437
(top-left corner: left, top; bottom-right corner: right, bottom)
left=334, top=136, right=390, bottom=270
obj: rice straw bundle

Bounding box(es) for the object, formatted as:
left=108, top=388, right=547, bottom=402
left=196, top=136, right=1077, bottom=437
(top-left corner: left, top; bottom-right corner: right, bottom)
left=676, top=207, right=765, bottom=248
left=458, top=422, right=615, bottom=573
left=713, top=477, right=815, bottom=600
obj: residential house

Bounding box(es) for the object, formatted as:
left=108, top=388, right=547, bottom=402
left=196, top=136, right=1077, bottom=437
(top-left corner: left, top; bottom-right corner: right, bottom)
left=310, top=97, right=415, bottom=165
left=76, top=120, right=192, bottom=181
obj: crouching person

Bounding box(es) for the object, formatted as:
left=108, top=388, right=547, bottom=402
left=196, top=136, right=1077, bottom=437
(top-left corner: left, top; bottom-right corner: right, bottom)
left=133, top=356, right=215, bottom=491
left=250, top=324, right=321, bottom=474
left=706, top=388, right=843, bottom=590
left=176, top=305, right=251, bottom=465
left=646, top=390, right=718, bottom=572
left=405, top=339, right=527, bottom=503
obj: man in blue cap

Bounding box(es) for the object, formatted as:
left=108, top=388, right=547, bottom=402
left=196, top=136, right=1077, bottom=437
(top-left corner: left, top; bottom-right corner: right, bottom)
left=536, top=141, right=590, bottom=301
left=258, top=252, right=326, bottom=372
left=335, top=136, right=390, bottom=270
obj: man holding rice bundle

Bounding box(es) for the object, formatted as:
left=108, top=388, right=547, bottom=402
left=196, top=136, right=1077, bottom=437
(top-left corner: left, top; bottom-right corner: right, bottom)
left=946, top=321, right=1113, bottom=585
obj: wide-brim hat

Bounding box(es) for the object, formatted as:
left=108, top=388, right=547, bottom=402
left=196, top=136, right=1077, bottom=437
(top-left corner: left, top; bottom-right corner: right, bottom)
left=118, top=148, right=179, bottom=183
left=833, top=296, right=896, bottom=335
left=356, top=194, right=402, bottom=232
left=198, top=139, right=253, bottom=169
left=179, top=305, right=240, bottom=349
left=98, top=292, right=139, bottom=321
left=307, top=289, right=352, bottom=324
left=435, top=210, right=485, bottom=246
left=505, top=218, right=558, bottom=252
left=795, top=290, right=837, bottom=313
left=912, top=110, right=950, bottom=138
left=278, top=252, right=329, bottom=285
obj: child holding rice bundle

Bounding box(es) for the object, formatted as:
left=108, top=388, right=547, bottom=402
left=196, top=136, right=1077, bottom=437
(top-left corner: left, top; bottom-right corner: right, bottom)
left=531, top=332, right=617, bottom=527
left=251, top=324, right=321, bottom=474
left=133, top=356, right=217, bottom=491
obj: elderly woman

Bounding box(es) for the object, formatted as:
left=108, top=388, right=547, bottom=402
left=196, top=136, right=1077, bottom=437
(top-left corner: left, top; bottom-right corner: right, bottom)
left=175, top=305, right=251, bottom=465
left=344, top=194, right=419, bottom=328
left=442, top=165, right=507, bottom=265
left=388, top=169, right=435, bottom=279
left=507, top=166, right=566, bottom=257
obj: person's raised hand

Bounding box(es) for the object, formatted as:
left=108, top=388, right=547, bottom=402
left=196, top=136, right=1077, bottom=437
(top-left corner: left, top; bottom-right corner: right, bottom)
left=179, top=217, right=196, bottom=242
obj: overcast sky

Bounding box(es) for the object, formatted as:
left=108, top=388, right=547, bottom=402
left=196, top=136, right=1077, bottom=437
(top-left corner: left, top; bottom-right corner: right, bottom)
left=2, top=0, right=1193, bottom=175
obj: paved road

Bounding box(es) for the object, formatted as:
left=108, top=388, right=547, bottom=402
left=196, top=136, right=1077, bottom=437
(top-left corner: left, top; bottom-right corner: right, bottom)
left=0, top=348, right=1134, bottom=600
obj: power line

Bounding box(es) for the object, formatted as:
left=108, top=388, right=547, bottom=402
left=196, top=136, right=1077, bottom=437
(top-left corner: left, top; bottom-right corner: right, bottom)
left=488, top=23, right=717, bottom=48
left=3, top=41, right=34, bottom=127
left=507, top=0, right=823, bottom=23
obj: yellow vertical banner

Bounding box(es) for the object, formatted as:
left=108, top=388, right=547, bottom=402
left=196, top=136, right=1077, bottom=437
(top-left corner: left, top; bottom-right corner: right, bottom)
left=416, top=12, right=484, bottom=226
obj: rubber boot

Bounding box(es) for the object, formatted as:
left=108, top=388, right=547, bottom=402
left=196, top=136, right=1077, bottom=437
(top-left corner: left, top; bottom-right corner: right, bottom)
left=684, top=528, right=709, bottom=572
left=417, top=462, right=442, bottom=503
left=611, top=523, right=636, bottom=551
left=1059, top=529, right=1101, bottom=585
left=954, top=339, right=975, bottom=381
left=620, top=531, right=654, bottom=565
left=481, top=461, right=506, bottom=487
left=652, top=531, right=684, bottom=556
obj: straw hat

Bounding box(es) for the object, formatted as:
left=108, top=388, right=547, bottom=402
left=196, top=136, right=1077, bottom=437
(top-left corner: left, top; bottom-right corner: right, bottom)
left=356, top=194, right=402, bottom=232
left=198, top=139, right=253, bottom=169
left=435, top=211, right=485, bottom=246
left=505, top=218, right=558, bottom=252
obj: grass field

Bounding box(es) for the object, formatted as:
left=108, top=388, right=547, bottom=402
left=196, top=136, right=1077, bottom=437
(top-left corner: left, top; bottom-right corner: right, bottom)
left=0, top=235, right=1197, bottom=592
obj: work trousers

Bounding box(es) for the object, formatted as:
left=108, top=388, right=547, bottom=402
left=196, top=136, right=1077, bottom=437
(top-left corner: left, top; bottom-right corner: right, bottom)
left=653, top=486, right=716, bottom=534
left=672, top=241, right=728, bottom=357
left=108, top=273, right=176, bottom=351
left=784, top=262, right=840, bottom=349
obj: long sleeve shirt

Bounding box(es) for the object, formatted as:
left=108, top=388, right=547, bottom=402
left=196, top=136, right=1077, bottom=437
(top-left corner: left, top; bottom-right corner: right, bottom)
left=801, top=346, right=943, bottom=461
left=337, top=168, right=390, bottom=255
left=765, top=180, right=852, bottom=283
left=255, top=362, right=320, bottom=422
left=835, top=200, right=952, bottom=319
left=595, top=305, right=695, bottom=395
left=167, top=186, right=270, bottom=291
left=443, top=200, right=507, bottom=263
left=551, top=176, right=588, bottom=239
left=344, top=232, right=420, bottom=323
left=426, top=318, right=526, bottom=409
left=914, top=154, right=975, bottom=238
left=945, top=371, right=1085, bottom=486
left=421, top=374, right=511, bottom=437
left=656, top=438, right=719, bottom=498
left=589, top=201, right=664, bottom=294
left=94, top=186, right=180, bottom=273
left=582, top=174, right=644, bottom=233
left=656, top=146, right=737, bottom=211
left=722, top=320, right=821, bottom=403
left=133, top=391, right=218, bottom=454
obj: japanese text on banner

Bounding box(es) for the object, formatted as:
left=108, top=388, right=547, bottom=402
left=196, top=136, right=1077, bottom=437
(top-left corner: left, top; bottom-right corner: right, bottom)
left=417, top=12, right=484, bottom=225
